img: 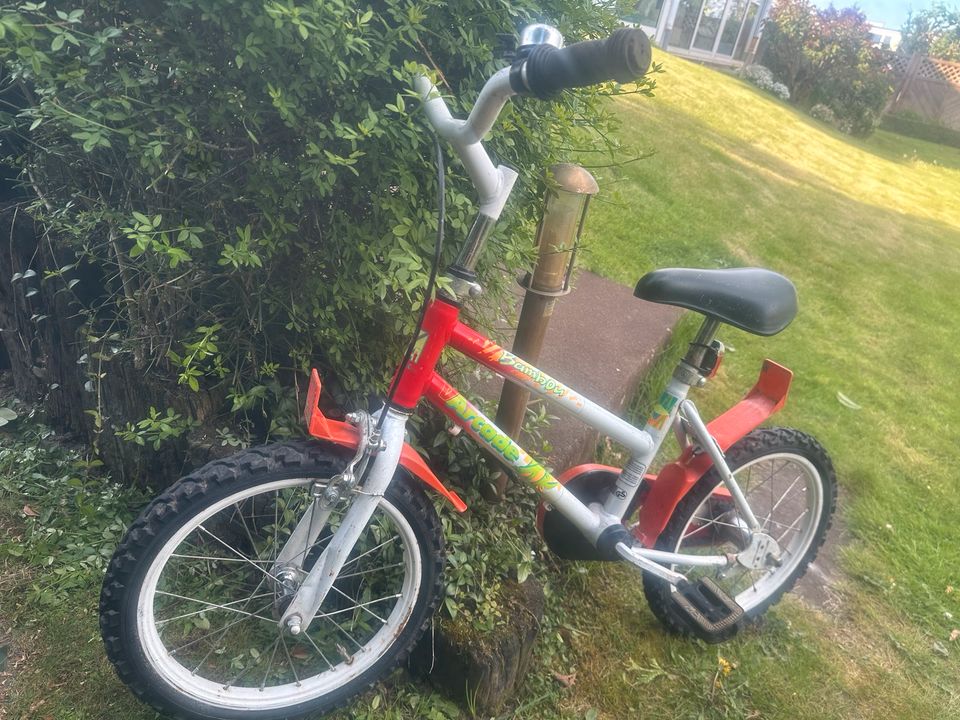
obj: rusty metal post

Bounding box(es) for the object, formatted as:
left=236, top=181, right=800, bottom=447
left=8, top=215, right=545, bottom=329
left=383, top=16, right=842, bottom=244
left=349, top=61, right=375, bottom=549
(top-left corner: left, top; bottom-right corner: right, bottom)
left=491, top=163, right=598, bottom=498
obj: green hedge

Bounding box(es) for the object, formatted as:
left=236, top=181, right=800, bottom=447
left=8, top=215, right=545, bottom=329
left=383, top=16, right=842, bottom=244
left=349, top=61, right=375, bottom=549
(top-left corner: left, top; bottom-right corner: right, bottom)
left=0, top=1, right=650, bottom=464
left=880, top=112, right=960, bottom=149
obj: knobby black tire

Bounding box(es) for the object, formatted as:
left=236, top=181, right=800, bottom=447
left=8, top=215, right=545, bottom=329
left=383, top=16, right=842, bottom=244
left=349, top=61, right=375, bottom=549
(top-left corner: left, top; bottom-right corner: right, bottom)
left=100, top=440, right=445, bottom=720
left=642, top=427, right=837, bottom=637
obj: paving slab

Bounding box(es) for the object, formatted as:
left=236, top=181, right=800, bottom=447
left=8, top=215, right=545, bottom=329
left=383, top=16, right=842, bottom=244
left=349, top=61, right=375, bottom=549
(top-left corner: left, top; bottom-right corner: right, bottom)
left=481, top=270, right=681, bottom=472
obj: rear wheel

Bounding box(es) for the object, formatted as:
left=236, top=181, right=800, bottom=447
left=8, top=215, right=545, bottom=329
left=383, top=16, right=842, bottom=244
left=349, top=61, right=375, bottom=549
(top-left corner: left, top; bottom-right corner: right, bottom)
left=643, top=428, right=836, bottom=635
left=100, top=441, right=444, bottom=720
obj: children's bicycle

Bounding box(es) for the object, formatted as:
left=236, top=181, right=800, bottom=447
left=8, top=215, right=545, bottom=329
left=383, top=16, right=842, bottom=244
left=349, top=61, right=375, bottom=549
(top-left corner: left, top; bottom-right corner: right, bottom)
left=100, top=24, right=836, bottom=720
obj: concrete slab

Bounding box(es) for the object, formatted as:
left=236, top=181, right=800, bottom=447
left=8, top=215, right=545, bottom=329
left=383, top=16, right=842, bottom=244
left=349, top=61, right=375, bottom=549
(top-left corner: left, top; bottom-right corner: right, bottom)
left=480, top=270, right=681, bottom=471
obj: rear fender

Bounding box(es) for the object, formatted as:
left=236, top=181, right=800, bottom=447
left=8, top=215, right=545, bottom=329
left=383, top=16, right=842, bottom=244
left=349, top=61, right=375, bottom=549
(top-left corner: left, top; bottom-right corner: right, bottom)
left=303, top=370, right=467, bottom=513
left=634, top=360, right=793, bottom=547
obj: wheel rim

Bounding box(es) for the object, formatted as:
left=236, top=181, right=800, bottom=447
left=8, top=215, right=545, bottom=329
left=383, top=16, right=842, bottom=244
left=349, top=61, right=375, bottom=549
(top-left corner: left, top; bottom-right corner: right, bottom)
left=671, top=453, right=824, bottom=613
left=136, top=478, right=422, bottom=711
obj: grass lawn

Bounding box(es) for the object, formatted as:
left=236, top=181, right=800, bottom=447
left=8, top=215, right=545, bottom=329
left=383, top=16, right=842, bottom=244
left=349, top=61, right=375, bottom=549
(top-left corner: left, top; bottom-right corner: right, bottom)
left=570, top=49, right=960, bottom=718
left=3, top=50, right=960, bottom=720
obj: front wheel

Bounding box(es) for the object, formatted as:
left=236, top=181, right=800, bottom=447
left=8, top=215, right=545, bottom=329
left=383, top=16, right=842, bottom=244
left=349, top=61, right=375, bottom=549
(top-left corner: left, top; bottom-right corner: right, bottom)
left=100, top=441, right=444, bottom=720
left=643, top=427, right=836, bottom=635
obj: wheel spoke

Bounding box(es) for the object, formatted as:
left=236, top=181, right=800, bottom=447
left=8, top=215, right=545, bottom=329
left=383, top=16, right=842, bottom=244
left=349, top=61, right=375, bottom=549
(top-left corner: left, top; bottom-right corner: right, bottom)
left=224, top=635, right=281, bottom=690
left=170, top=553, right=273, bottom=565
left=761, top=472, right=803, bottom=529
left=336, top=561, right=405, bottom=580
left=169, top=598, right=276, bottom=656
left=313, top=606, right=366, bottom=651
left=233, top=500, right=264, bottom=561
left=280, top=632, right=302, bottom=687
left=156, top=592, right=274, bottom=626
left=775, top=508, right=810, bottom=544
left=197, top=524, right=278, bottom=581
left=300, top=627, right=337, bottom=671
left=260, top=634, right=282, bottom=690
left=340, top=536, right=398, bottom=570
left=328, top=586, right=399, bottom=625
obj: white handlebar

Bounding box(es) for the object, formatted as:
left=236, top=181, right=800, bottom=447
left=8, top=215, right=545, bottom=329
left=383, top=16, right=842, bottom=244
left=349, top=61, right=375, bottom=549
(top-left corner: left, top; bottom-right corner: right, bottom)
left=414, top=69, right=518, bottom=219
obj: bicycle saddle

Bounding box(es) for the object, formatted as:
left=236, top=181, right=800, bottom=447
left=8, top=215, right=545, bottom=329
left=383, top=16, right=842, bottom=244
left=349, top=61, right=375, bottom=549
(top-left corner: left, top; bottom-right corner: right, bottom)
left=634, top=267, right=797, bottom=336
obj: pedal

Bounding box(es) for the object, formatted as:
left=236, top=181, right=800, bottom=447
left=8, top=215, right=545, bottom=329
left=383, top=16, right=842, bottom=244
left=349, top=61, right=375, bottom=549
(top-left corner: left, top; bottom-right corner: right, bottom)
left=671, top=577, right=744, bottom=643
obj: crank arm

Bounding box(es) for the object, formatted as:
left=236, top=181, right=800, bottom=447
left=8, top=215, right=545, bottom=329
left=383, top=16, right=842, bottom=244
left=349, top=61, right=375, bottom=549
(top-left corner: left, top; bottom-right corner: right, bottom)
left=279, top=408, right=407, bottom=634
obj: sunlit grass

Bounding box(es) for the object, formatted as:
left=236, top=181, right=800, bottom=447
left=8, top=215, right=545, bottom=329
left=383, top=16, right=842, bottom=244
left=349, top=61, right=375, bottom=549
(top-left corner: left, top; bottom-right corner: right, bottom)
left=576, top=49, right=960, bottom=718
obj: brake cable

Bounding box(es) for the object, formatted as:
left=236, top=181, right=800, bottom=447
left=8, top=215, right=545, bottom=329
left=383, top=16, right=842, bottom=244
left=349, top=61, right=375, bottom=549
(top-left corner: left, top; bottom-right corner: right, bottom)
left=377, top=133, right=446, bottom=432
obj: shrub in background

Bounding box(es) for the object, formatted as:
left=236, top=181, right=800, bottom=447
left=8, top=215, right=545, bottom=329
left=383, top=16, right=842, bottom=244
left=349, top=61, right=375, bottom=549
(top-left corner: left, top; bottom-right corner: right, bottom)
left=881, top=111, right=960, bottom=149
left=761, top=0, right=892, bottom=136
left=0, top=1, right=653, bottom=484
left=809, top=103, right=837, bottom=125
left=743, top=64, right=791, bottom=101
left=901, top=3, right=960, bottom=62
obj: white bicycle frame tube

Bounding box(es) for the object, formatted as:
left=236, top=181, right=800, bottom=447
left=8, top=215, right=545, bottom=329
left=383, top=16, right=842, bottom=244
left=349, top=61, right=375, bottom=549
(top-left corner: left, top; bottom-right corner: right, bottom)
left=448, top=351, right=687, bottom=522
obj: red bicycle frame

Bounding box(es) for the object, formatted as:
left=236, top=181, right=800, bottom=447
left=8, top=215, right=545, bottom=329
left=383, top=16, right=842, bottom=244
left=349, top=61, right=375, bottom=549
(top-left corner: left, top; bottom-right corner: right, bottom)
left=304, top=296, right=793, bottom=547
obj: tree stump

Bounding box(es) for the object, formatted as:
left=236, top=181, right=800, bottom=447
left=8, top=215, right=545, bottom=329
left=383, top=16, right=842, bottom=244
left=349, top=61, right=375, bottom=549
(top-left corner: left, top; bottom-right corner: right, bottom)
left=410, top=578, right=545, bottom=716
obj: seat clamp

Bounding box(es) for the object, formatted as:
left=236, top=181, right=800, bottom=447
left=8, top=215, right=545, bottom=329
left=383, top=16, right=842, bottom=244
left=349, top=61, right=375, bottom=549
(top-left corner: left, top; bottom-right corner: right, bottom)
left=673, top=360, right=705, bottom=387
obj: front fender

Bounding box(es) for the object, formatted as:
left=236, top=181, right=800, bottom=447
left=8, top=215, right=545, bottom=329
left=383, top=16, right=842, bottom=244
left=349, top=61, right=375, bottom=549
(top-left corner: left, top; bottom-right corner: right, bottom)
left=634, top=360, right=793, bottom=547
left=303, top=370, right=467, bottom=513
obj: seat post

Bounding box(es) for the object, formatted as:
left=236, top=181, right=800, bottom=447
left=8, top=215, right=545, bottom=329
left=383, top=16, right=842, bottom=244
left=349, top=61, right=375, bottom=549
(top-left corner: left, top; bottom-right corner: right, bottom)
left=683, top=317, right=720, bottom=370
left=670, top=316, right=721, bottom=388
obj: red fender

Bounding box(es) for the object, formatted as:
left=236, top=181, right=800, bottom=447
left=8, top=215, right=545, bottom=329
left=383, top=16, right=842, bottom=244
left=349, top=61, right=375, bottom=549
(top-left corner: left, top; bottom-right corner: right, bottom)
left=634, top=359, right=793, bottom=547
left=303, top=370, right=467, bottom=513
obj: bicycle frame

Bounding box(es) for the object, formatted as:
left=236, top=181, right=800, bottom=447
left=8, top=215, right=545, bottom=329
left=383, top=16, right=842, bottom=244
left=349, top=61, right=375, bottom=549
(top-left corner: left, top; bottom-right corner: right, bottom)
left=302, top=294, right=794, bottom=550
left=281, top=55, right=798, bottom=631
left=395, top=296, right=683, bottom=544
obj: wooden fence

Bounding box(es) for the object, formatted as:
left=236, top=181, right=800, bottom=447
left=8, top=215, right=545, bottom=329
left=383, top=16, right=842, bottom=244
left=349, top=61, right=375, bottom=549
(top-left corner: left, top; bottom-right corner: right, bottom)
left=886, top=53, right=960, bottom=131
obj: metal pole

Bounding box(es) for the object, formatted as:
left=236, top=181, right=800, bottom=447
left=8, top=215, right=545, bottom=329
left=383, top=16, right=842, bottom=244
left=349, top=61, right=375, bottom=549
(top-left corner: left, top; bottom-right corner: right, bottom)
left=491, top=164, right=598, bottom=498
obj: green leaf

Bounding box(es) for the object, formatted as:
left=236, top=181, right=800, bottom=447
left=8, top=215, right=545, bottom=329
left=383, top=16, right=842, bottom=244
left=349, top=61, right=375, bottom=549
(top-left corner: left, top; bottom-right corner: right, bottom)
left=443, top=596, right=458, bottom=619
left=0, top=407, right=17, bottom=423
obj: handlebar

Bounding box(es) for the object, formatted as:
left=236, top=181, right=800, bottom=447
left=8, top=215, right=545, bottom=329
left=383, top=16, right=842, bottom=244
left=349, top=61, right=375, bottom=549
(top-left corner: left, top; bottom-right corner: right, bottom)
left=511, top=28, right=652, bottom=98
left=413, top=26, right=651, bottom=222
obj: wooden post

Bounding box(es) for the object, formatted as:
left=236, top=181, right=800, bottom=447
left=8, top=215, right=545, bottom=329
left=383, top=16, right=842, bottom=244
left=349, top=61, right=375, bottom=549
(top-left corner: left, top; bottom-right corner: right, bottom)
left=885, top=52, right=923, bottom=116
left=489, top=165, right=597, bottom=499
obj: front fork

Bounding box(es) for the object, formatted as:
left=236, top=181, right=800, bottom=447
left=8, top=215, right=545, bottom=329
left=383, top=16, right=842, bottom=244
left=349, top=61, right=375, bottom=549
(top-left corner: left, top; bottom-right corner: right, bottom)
left=277, top=407, right=409, bottom=635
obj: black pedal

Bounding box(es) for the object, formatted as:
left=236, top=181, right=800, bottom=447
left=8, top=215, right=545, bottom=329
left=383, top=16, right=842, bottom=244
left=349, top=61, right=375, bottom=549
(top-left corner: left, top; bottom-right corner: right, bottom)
left=671, top=577, right=744, bottom=643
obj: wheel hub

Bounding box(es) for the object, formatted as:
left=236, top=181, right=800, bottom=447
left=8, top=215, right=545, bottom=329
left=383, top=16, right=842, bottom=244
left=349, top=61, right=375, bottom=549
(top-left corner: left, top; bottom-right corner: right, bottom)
left=735, top=532, right=782, bottom=570
left=272, top=566, right=304, bottom=617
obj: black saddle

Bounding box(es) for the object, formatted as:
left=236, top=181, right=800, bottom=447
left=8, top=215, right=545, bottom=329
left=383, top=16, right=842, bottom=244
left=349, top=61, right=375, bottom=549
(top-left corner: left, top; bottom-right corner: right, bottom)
left=634, top=267, right=797, bottom=336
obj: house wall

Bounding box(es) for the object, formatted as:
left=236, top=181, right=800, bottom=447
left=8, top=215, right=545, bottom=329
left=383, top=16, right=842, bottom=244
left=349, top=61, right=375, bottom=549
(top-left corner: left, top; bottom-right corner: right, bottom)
left=645, top=0, right=772, bottom=66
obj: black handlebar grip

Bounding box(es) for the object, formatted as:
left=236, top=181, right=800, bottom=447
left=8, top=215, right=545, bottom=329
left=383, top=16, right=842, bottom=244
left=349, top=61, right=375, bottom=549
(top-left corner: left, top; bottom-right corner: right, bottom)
left=513, top=28, right=652, bottom=98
